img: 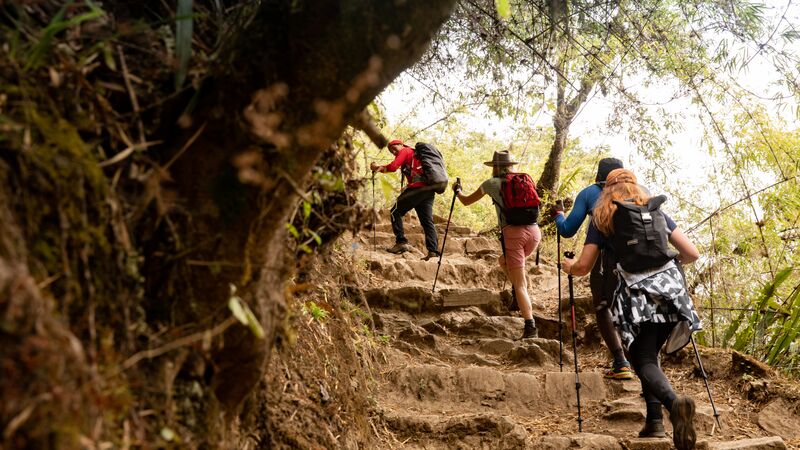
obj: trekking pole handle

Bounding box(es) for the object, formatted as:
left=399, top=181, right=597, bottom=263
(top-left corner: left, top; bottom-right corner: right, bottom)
left=454, top=177, right=462, bottom=193
left=563, top=251, right=575, bottom=259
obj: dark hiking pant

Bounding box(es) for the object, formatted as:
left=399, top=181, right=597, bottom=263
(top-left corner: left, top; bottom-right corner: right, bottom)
left=629, top=322, right=678, bottom=422
left=390, top=187, right=438, bottom=253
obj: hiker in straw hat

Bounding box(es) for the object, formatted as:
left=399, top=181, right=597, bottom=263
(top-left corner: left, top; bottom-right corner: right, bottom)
left=453, top=150, right=541, bottom=339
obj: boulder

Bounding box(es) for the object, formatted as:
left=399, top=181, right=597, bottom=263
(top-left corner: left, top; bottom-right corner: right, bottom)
left=465, top=236, right=500, bottom=255
left=757, top=398, right=800, bottom=441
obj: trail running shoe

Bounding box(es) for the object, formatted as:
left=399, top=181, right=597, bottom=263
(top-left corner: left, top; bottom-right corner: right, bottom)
left=670, top=395, right=697, bottom=450
left=604, top=365, right=635, bottom=380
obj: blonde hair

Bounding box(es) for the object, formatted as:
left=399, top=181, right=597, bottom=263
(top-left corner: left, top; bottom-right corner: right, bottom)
left=592, top=169, right=650, bottom=235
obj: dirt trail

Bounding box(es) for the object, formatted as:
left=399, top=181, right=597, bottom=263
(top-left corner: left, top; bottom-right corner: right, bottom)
left=347, top=211, right=797, bottom=449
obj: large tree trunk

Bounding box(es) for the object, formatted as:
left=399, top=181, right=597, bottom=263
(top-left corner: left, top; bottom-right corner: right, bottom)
left=163, top=0, right=457, bottom=417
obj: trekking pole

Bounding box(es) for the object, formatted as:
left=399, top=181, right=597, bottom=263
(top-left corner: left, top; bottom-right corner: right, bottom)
left=432, top=177, right=459, bottom=293
left=557, top=233, right=563, bottom=372
left=691, top=334, right=722, bottom=430
left=565, top=250, right=583, bottom=432
left=371, top=172, right=377, bottom=253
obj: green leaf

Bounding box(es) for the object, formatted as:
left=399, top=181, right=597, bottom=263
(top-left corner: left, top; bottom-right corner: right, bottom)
left=175, top=0, right=193, bottom=90
left=26, top=1, right=106, bottom=71
left=286, top=223, right=300, bottom=239
left=228, top=295, right=248, bottom=325
left=495, top=0, right=511, bottom=19
left=101, top=43, right=116, bottom=71
left=309, top=230, right=322, bottom=245
left=228, top=288, right=265, bottom=339
left=299, top=243, right=313, bottom=254
left=160, top=427, right=176, bottom=442
left=303, top=200, right=311, bottom=220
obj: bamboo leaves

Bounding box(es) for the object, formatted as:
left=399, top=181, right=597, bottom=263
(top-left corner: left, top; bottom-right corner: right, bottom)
left=721, top=266, right=794, bottom=351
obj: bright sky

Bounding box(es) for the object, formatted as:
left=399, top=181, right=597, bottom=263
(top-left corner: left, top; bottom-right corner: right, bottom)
left=378, top=0, right=800, bottom=217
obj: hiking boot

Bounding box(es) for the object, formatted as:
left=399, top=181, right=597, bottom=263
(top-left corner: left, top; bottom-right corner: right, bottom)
left=421, top=250, right=440, bottom=261
left=670, top=395, right=696, bottom=450
left=638, top=421, right=666, bottom=438
left=386, top=243, right=412, bottom=254
left=520, top=323, right=538, bottom=339
left=604, top=365, right=635, bottom=380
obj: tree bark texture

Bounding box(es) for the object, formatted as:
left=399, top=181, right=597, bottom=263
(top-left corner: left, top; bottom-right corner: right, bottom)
left=163, top=0, right=457, bottom=416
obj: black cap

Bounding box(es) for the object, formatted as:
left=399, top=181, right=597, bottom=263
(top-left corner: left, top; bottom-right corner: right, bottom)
left=595, top=158, right=624, bottom=183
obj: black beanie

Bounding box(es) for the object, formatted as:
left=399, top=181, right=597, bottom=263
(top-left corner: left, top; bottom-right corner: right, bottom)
left=595, top=158, right=624, bottom=183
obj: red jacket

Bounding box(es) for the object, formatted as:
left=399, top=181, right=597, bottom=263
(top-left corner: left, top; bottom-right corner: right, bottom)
left=383, top=145, right=426, bottom=189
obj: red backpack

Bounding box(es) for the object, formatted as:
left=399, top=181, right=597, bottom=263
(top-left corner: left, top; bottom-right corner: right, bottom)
left=500, top=173, right=541, bottom=225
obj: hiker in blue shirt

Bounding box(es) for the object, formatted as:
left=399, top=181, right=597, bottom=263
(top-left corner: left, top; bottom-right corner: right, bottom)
left=552, top=158, right=634, bottom=380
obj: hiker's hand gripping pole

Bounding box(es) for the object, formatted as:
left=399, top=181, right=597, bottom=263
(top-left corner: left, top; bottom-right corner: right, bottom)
left=564, top=250, right=583, bottom=432
left=433, top=177, right=460, bottom=293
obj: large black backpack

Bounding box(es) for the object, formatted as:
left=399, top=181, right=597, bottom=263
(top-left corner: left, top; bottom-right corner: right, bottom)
left=611, top=195, right=678, bottom=273
left=413, top=142, right=448, bottom=194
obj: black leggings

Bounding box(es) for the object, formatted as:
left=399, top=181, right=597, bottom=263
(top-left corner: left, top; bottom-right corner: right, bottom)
left=629, top=322, right=678, bottom=422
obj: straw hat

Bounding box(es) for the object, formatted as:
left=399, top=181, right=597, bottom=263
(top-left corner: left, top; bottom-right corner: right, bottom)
left=483, top=150, right=518, bottom=166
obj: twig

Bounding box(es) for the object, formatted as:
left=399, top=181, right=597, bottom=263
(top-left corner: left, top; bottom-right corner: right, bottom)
left=685, top=175, right=797, bottom=234
left=117, top=45, right=146, bottom=143
left=120, top=316, right=237, bottom=371
left=164, top=122, right=208, bottom=170
left=276, top=167, right=312, bottom=202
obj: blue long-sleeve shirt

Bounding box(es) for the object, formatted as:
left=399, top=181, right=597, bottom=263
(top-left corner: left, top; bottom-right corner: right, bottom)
left=555, top=184, right=602, bottom=238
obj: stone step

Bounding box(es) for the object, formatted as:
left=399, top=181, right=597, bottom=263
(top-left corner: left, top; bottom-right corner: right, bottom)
left=364, top=287, right=506, bottom=314
left=383, top=364, right=607, bottom=412
left=380, top=410, right=533, bottom=449
left=434, top=304, right=587, bottom=342
left=708, top=436, right=787, bottom=449
left=537, top=433, right=621, bottom=449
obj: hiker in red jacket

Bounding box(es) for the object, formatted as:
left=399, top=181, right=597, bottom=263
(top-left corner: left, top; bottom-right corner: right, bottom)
left=371, top=139, right=440, bottom=260
left=453, top=150, right=541, bottom=339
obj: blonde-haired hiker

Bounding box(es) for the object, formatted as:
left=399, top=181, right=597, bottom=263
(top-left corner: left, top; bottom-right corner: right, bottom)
left=562, top=168, right=701, bottom=450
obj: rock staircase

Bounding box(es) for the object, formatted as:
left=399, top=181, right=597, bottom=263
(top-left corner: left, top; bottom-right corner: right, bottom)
left=347, top=211, right=792, bottom=449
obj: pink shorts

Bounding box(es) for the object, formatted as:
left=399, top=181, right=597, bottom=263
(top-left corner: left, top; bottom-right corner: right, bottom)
left=502, top=225, right=541, bottom=270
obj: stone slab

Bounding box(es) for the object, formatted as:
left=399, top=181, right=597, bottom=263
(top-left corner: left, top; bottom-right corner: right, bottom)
left=709, top=436, right=787, bottom=450
left=544, top=371, right=607, bottom=407
left=440, top=288, right=499, bottom=307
